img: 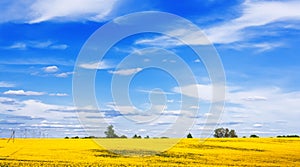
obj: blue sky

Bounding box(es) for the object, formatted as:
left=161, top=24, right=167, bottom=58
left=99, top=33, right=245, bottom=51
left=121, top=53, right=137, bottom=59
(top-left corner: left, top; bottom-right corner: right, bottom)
left=0, top=0, right=300, bottom=138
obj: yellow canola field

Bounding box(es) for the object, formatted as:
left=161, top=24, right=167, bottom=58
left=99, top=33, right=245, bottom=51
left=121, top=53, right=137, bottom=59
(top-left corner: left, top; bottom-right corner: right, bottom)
left=0, top=138, right=299, bottom=166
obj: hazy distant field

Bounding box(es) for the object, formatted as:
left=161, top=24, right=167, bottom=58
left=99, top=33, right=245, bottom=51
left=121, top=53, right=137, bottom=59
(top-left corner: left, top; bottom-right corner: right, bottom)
left=0, top=138, right=299, bottom=166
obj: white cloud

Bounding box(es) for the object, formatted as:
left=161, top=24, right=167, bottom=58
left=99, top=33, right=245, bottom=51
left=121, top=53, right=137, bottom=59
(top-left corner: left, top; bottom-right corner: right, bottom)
left=226, top=87, right=274, bottom=104
left=3, top=90, right=45, bottom=96
left=43, top=65, right=59, bottom=73
left=167, top=99, right=174, bottom=103
left=228, top=87, right=300, bottom=116
left=172, top=84, right=213, bottom=101
left=189, top=105, right=199, bottom=109
left=0, top=0, right=118, bottom=23
left=172, top=83, right=300, bottom=136
left=49, top=44, right=68, bottom=50
left=30, top=41, right=52, bottom=48
left=49, top=93, right=68, bottom=97
left=204, top=112, right=213, bottom=117
left=55, top=72, right=73, bottom=78
left=0, top=97, right=77, bottom=122
left=7, top=42, right=27, bottom=49
left=79, top=61, right=113, bottom=70
left=242, top=96, right=267, bottom=101
left=219, top=86, right=300, bottom=135
left=108, top=68, right=142, bottom=76
left=206, top=0, right=300, bottom=44
left=0, top=81, right=15, bottom=88
left=194, top=59, right=201, bottom=63
left=253, top=124, right=263, bottom=128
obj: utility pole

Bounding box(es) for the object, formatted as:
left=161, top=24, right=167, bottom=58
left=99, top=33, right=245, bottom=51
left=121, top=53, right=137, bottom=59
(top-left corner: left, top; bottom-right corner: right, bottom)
left=7, top=129, right=15, bottom=143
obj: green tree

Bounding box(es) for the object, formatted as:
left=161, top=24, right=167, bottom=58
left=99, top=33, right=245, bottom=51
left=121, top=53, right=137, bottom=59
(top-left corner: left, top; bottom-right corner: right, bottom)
left=214, top=128, right=238, bottom=138
left=120, top=135, right=127, bottom=138
left=187, top=133, right=193, bottom=138
left=132, top=134, right=141, bottom=138
left=250, top=134, right=259, bottom=138
left=214, top=128, right=226, bottom=138
left=229, top=129, right=238, bottom=138
left=224, top=128, right=230, bottom=137
left=104, top=125, right=119, bottom=138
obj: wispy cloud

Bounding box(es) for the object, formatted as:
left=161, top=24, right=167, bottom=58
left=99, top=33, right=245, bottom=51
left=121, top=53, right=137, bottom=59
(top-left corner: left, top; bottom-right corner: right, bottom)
left=0, top=58, right=74, bottom=66
left=108, top=68, right=142, bottom=76
left=7, top=42, right=27, bottom=49
left=3, top=90, right=46, bottom=96
left=0, top=81, right=15, bottom=88
left=206, top=0, right=300, bottom=44
left=242, top=96, right=267, bottom=101
left=134, top=0, right=300, bottom=50
left=134, top=26, right=211, bottom=47
left=137, top=89, right=174, bottom=95
left=172, top=84, right=213, bottom=101
left=5, top=41, right=68, bottom=50
left=223, top=42, right=284, bottom=52
left=79, top=61, right=113, bottom=70
left=0, top=0, right=118, bottom=23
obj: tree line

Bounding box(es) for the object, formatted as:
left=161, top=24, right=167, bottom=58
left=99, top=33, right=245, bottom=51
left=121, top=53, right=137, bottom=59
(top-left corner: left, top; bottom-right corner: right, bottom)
left=64, top=125, right=299, bottom=139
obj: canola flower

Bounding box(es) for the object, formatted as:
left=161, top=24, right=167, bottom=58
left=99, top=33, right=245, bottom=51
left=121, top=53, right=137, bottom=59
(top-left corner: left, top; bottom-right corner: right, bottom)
left=0, top=138, right=299, bottom=166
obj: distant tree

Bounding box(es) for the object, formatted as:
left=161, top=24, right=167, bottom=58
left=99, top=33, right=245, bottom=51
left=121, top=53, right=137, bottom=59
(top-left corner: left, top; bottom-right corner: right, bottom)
left=287, top=135, right=299, bottom=138
left=214, top=128, right=226, bottom=138
left=160, top=137, right=169, bottom=139
left=64, top=136, right=69, bottom=139
left=72, top=136, right=79, bottom=139
left=229, top=130, right=238, bottom=138
left=250, top=134, right=259, bottom=138
left=104, top=125, right=119, bottom=138
left=84, top=136, right=96, bottom=139
left=277, top=135, right=299, bottom=138
left=187, top=133, right=193, bottom=138
left=214, top=128, right=238, bottom=138
left=144, top=135, right=150, bottom=139
left=132, top=134, right=141, bottom=139
left=242, top=136, right=247, bottom=138
left=224, top=128, right=230, bottom=138
left=120, top=135, right=127, bottom=138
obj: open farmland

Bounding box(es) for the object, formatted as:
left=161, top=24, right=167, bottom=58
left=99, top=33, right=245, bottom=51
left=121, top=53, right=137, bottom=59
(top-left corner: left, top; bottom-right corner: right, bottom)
left=0, top=138, right=299, bottom=166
